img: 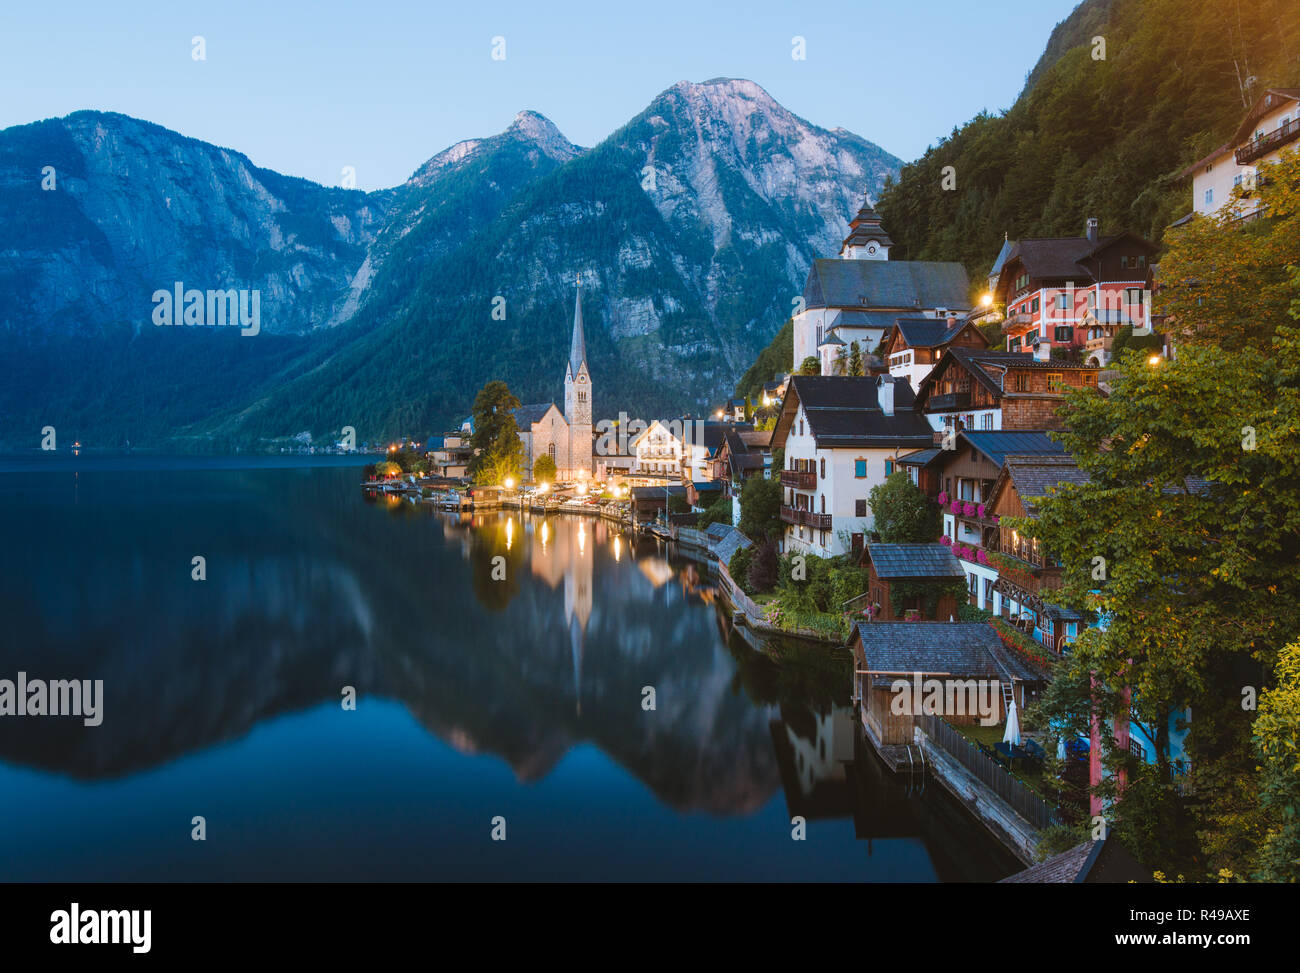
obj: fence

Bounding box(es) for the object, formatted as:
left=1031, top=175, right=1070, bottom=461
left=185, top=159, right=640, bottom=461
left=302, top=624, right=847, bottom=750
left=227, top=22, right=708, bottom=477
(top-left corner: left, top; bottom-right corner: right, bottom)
left=919, top=713, right=1060, bottom=831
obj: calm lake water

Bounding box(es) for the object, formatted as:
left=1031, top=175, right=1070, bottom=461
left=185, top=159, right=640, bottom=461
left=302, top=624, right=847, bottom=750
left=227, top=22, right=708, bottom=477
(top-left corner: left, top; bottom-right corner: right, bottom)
left=0, top=456, right=1016, bottom=881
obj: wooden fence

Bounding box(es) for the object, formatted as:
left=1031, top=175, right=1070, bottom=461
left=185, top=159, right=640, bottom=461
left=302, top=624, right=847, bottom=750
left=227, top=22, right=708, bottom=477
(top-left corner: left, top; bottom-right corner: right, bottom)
left=919, top=713, right=1060, bottom=831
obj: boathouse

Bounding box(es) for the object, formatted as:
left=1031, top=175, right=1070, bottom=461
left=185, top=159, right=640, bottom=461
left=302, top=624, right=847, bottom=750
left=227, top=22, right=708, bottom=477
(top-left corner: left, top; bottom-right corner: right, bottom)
left=849, top=621, right=1043, bottom=753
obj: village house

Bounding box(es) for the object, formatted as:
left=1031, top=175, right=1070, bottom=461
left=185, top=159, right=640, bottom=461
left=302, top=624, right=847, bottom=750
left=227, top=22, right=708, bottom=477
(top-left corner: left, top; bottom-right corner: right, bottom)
left=849, top=621, right=1043, bottom=758
left=982, top=453, right=1092, bottom=650
left=1178, top=87, right=1300, bottom=221
left=630, top=419, right=749, bottom=486
left=791, top=202, right=971, bottom=372
left=710, top=427, right=770, bottom=521
left=914, top=347, right=1100, bottom=434
left=771, top=375, right=933, bottom=557
left=881, top=314, right=990, bottom=391
left=991, top=220, right=1159, bottom=361
left=855, top=544, right=967, bottom=621
left=897, top=431, right=1067, bottom=613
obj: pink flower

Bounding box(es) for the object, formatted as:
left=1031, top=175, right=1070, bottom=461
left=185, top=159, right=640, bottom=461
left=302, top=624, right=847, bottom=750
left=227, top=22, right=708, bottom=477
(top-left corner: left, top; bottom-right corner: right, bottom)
left=977, top=503, right=986, bottom=518
left=977, top=549, right=990, bottom=565
left=940, top=535, right=952, bottom=546
left=962, top=501, right=976, bottom=516
left=937, top=491, right=948, bottom=505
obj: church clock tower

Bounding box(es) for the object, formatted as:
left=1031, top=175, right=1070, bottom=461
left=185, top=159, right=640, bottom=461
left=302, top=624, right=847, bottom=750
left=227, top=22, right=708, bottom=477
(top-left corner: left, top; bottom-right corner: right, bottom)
left=563, top=278, right=594, bottom=480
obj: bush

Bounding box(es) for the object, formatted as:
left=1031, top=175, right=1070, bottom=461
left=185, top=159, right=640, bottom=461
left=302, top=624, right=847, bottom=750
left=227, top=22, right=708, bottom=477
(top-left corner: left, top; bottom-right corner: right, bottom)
left=869, top=471, right=940, bottom=542
left=729, top=546, right=755, bottom=594
left=748, top=542, right=779, bottom=593
left=697, top=495, right=733, bottom=531
left=958, top=603, right=994, bottom=622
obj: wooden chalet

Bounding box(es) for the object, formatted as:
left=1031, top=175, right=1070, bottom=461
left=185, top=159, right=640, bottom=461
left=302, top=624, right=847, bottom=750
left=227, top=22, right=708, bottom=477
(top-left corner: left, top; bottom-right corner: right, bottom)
left=915, top=347, right=1100, bottom=432
left=849, top=622, right=1045, bottom=763
left=856, top=544, right=967, bottom=621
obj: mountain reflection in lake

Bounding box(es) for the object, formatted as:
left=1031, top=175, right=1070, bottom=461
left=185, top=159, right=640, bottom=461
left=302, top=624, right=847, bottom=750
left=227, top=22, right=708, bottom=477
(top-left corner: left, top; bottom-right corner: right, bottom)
left=0, top=460, right=1016, bottom=881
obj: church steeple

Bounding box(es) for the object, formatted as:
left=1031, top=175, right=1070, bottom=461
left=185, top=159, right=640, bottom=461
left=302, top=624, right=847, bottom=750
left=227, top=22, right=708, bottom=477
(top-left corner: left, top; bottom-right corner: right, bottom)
left=839, top=197, right=893, bottom=260
left=568, top=276, right=588, bottom=379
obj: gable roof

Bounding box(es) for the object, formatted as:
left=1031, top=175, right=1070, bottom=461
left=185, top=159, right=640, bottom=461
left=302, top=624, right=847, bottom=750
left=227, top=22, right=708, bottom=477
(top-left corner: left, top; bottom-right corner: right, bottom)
left=958, top=431, right=1065, bottom=467
left=1000, top=837, right=1150, bottom=884
left=774, top=376, right=934, bottom=450
left=1232, top=87, right=1300, bottom=145
left=865, top=544, right=966, bottom=580
left=512, top=402, right=561, bottom=428
left=850, top=621, right=1043, bottom=683
left=916, top=347, right=1099, bottom=406
left=803, top=258, right=971, bottom=312
left=988, top=454, right=1091, bottom=516
left=989, top=236, right=1016, bottom=279
left=999, top=232, right=1158, bottom=288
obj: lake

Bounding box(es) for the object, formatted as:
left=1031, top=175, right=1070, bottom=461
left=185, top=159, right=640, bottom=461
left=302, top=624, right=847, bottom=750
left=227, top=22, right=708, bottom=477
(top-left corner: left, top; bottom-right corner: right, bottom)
left=0, top=456, right=1017, bottom=881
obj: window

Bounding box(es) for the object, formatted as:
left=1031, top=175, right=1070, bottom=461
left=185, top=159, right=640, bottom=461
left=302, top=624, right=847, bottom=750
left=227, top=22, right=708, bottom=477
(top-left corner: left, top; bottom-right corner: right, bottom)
left=1083, top=372, right=1097, bottom=386
left=1054, top=325, right=1073, bottom=343
left=820, top=495, right=825, bottom=514
left=1205, top=188, right=1214, bottom=206
left=1125, top=288, right=1144, bottom=306
left=884, top=460, right=894, bottom=476
left=1047, top=372, right=1065, bottom=392
left=1137, top=255, right=1146, bottom=269
left=981, top=413, right=993, bottom=430
left=819, top=457, right=825, bottom=479
left=1055, top=292, right=1068, bottom=310
left=1008, top=337, right=1021, bottom=353
left=1234, top=173, right=1243, bottom=188
left=1119, top=255, right=1128, bottom=269
left=1086, top=290, right=1096, bottom=309
left=855, top=499, right=867, bottom=517
left=854, top=459, right=867, bottom=478
left=1031, top=297, right=1040, bottom=313
left=1016, top=273, right=1029, bottom=291
left=1014, top=373, right=1031, bottom=392
left=799, top=419, right=804, bottom=436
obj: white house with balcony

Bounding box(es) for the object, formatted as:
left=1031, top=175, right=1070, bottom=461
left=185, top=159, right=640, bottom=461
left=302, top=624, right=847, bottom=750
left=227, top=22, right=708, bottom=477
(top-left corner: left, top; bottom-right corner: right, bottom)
left=1178, top=87, right=1300, bottom=220
left=770, top=374, right=934, bottom=558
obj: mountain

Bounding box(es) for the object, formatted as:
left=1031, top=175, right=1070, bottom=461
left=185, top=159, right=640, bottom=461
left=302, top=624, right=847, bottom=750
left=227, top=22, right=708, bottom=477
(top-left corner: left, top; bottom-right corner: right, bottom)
left=876, top=0, right=1300, bottom=279
left=0, top=80, right=900, bottom=447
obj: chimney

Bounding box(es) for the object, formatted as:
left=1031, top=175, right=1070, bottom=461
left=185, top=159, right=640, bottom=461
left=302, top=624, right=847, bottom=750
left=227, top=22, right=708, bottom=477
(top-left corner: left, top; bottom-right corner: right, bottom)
left=877, top=375, right=894, bottom=416
left=1086, top=217, right=1099, bottom=244
left=947, top=313, right=958, bottom=330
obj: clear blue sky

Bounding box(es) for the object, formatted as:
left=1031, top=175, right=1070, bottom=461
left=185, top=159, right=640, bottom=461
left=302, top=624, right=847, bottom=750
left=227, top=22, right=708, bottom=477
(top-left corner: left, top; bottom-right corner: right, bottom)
left=1, top=0, right=1080, bottom=190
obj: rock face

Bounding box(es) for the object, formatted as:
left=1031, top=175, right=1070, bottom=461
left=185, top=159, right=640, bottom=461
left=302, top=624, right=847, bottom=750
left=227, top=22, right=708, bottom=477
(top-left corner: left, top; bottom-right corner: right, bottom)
left=0, top=82, right=900, bottom=446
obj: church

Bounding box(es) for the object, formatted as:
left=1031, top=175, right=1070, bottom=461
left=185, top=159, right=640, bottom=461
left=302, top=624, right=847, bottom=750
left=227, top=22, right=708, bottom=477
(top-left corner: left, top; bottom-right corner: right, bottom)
left=513, top=281, right=595, bottom=483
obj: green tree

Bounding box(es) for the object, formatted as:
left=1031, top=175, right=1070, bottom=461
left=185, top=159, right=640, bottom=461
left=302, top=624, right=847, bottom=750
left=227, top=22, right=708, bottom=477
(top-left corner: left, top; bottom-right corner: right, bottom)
left=1254, top=637, right=1300, bottom=882
left=1017, top=329, right=1300, bottom=878
left=467, top=380, right=525, bottom=485
left=1159, top=150, right=1300, bottom=353
left=532, top=453, right=557, bottom=484
left=738, top=474, right=783, bottom=541
left=847, top=341, right=864, bottom=376
left=868, top=470, right=939, bottom=542
left=798, top=356, right=820, bottom=376
left=697, top=494, right=733, bottom=531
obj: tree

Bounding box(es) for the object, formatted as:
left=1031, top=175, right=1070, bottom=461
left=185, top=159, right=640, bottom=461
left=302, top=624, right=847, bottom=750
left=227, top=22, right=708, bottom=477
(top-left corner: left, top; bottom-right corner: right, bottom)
left=798, top=356, right=820, bottom=376
left=738, top=474, right=783, bottom=541
left=1017, top=328, right=1300, bottom=878
left=1254, top=636, right=1300, bottom=882
left=467, top=380, right=525, bottom=485
left=697, top=494, right=733, bottom=531
left=868, top=471, right=939, bottom=542
left=747, top=541, right=779, bottom=593
left=532, top=454, right=557, bottom=484
left=1159, top=151, right=1300, bottom=353
left=847, top=341, right=864, bottom=376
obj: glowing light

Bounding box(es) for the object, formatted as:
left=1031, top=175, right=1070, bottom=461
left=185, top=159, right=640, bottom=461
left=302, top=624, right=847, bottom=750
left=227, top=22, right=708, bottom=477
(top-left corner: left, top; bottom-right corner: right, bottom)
left=1148, top=354, right=1162, bottom=366
left=538, top=482, right=550, bottom=494
left=578, top=521, right=586, bottom=554
left=506, top=517, right=514, bottom=550
left=715, top=410, right=723, bottom=419
left=981, top=293, right=993, bottom=307
left=540, top=522, right=550, bottom=546
left=613, top=535, right=622, bottom=562
left=576, top=483, right=587, bottom=496
left=762, top=395, right=771, bottom=407
left=504, top=477, right=515, bottom=490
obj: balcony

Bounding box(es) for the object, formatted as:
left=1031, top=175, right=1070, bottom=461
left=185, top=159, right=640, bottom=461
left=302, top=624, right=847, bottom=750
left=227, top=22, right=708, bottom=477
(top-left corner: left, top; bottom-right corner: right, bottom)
left=1236, top=118, right=1300, bottom=165
left=780, top=469, right=817, bottom=490
left=1001, top=312, right=1036, bottom=334
left=1084, top=334, right=1114, bottom=353
left=927, top=391, right=971, bottom=412
left=780, top=506, right=833, bottom=530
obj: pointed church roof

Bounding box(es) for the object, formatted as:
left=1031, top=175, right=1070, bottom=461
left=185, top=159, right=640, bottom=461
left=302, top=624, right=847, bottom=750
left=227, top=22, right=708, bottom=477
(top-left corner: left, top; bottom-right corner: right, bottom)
left=569, top=279, right=588, bottom=376
left=841, top=198, right=894, bottom=252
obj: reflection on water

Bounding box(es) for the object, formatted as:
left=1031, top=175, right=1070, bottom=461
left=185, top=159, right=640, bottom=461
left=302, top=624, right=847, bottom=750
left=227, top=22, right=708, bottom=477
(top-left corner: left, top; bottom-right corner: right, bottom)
left=0, top=461, right=1016, bottom=881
